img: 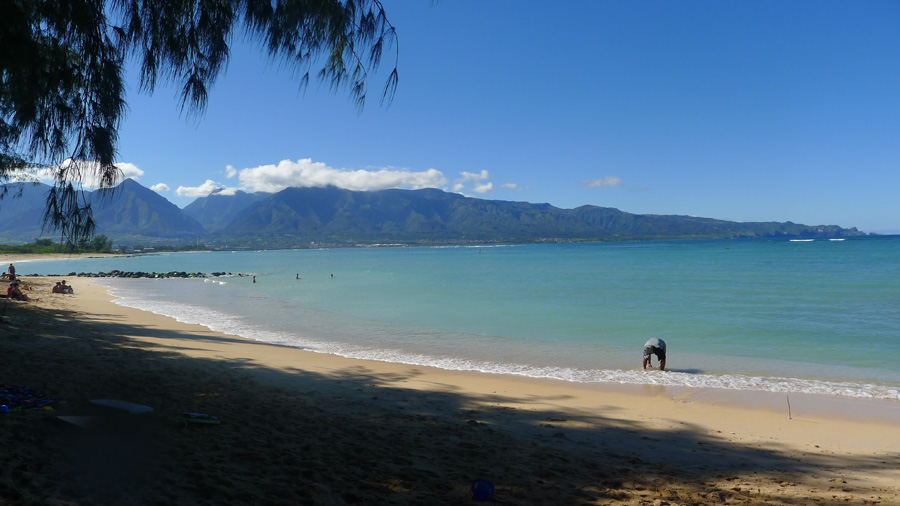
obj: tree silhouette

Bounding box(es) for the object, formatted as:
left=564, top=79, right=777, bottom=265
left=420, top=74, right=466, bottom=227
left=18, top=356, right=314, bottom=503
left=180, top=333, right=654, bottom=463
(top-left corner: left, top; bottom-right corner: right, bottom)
left=0, top=0, right=398, bottom=245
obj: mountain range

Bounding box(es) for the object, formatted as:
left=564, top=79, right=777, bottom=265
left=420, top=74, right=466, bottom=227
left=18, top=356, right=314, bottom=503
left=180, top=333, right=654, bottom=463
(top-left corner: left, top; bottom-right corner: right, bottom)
left=0, top=179, right=866, bottom=247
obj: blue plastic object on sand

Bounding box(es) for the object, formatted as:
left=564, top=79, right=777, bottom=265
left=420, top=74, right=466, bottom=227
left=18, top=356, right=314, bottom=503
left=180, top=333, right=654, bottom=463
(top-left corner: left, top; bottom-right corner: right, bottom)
left=471, top=479, right=494, bottom=501
left=90, top=399, right=153, bottom=414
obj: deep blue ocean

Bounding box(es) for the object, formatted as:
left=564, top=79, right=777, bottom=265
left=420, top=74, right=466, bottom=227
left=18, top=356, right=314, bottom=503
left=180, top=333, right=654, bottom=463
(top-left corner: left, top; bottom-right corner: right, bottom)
left=17, top=237, right=900, bottom=400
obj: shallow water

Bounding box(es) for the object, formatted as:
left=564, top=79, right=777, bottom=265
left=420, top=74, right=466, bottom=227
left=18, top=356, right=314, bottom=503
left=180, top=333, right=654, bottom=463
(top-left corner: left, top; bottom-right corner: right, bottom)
left=18, top=237, right=900, bottom=400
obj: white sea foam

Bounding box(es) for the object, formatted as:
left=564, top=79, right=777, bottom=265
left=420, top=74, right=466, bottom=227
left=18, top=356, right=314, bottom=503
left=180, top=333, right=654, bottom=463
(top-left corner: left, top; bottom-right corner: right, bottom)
left=429, top=244, right=516, bottom=249
left=326, top=348, right=900, bottom=400
left=106, top=284, right=338, bottom=353
left=103, top=281, right=900, bottom=402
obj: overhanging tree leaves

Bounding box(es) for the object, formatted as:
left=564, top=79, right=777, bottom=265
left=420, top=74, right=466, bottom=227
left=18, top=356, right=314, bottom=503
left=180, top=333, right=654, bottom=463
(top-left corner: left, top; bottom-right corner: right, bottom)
left=0, top=0, right=398, bottom=245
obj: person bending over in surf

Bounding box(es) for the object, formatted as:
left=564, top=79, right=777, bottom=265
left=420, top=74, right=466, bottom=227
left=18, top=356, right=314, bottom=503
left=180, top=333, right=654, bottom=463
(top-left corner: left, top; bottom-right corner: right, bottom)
left=642, top=338, right=666, bottom=371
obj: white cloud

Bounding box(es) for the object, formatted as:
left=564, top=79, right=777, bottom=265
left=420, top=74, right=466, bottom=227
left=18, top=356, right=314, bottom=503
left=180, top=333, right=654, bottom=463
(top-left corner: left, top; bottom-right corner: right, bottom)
left=7, top=170, right=41, bottom=183
left=176, top=179, right=224, bottom=197
left=225, top=165, right=237, bottom=178
left=22, top=160, right=146, bottom=188
left=117, top=162, right=145, bottom=181
left=150, top=183, right=170, bottom=192
left=32, top=167, right=58, bottom=183
left=501, top=183, right=520, bottom=190
left=459, top=170, right=489, bottom=182
left=213, top=187, right=241, bottom=196
left=236, top=158, right=447, bottom=193
left=580, top=176, right=623, bottom=188
left=473, top=182, right=494, bottom=193
left=451, top=170, right=494, bottom=194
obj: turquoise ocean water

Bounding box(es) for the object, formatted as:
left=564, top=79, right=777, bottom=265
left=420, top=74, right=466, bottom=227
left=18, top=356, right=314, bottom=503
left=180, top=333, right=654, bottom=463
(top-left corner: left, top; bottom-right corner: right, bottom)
left=16, top=237, right=900, bottom=400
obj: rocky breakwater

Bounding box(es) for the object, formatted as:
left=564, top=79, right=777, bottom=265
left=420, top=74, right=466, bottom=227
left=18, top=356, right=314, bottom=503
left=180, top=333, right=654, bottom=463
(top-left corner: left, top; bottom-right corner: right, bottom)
left=49, top=270, right=244, bottom=279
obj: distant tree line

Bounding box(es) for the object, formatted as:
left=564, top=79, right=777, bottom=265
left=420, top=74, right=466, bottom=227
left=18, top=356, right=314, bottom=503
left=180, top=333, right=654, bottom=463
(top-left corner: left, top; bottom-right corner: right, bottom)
left=0, top=235, right=114, bottom=254
left=127, top=244, right=209, bottom=253
left=0, top=237, right=218, bottom=254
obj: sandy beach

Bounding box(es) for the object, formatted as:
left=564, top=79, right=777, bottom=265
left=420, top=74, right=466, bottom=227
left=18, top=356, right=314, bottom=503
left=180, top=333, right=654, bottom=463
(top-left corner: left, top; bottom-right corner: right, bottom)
left=0, top=253, right=125, bottom=264
left=1, top=274, right=898, bottom=505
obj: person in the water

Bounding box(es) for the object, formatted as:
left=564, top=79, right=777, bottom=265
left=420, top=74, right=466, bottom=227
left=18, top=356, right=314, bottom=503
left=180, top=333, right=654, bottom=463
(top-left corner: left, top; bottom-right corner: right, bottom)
left=642, top=338, right=666, bottom=371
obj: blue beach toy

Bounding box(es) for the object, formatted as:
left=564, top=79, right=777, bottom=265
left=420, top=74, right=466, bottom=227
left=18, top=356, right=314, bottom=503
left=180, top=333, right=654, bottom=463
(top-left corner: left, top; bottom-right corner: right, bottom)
left=471, top=479, right=494, bottom=501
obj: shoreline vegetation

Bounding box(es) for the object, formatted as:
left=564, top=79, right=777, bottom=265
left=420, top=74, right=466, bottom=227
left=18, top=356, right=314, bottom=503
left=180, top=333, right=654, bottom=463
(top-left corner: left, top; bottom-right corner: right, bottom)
left=0, top=236, right=115, bottom=255
left=1, top=233, right=895, bottom=262
left=0, top=276, right=898, bottom=504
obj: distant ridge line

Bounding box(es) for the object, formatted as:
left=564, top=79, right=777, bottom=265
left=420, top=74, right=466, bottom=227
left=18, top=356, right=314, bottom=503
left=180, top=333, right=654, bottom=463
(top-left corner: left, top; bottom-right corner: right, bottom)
left=0, top=180, right=867, bottom=247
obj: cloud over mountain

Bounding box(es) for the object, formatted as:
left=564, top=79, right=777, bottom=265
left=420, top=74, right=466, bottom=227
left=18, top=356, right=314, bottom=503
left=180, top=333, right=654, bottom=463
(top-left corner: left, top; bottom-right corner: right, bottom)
left=235, top=158, right=447, bottom=193
left=14, top=160, right=146, bottom=188
left=177, top=180, right=223, bottom=197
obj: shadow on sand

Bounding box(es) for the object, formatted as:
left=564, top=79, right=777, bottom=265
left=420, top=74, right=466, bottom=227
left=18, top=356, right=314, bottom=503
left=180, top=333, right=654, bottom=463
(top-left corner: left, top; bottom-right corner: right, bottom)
left=0, top=301, right=896, bottom=505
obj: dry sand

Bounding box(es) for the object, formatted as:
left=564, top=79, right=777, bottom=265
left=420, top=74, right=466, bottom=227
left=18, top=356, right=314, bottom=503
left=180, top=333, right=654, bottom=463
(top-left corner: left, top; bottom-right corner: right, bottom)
left=0, top=275, right=898, bottom=505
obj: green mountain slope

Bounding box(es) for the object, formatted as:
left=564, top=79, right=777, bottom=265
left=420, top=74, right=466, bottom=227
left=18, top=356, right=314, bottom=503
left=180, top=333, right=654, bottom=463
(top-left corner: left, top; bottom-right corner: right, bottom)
left=0, top=179, right=205, bottom=244
left=218, top=186, right=864, bottom=246
left=89, top=179, right=206, bottom=239
left=182, top=189, right=269, bottom=231
left=0, top=182, right=54, bottom=243
left=0, top=181, right=866, bottom=247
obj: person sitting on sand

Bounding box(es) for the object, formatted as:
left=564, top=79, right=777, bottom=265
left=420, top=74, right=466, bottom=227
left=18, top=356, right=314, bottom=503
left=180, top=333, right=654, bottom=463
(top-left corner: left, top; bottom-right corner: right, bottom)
left=52, top=282, right=63, bottom=294
left=642, top=338, right=666, bottom=371
left=8, top=282, right=31, bottom=301
left=60, top=280, right=74, bottom=294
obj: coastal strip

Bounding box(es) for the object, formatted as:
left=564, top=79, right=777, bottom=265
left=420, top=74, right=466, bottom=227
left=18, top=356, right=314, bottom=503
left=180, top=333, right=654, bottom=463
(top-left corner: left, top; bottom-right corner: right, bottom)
left=0, top=275, right=898, bottom=505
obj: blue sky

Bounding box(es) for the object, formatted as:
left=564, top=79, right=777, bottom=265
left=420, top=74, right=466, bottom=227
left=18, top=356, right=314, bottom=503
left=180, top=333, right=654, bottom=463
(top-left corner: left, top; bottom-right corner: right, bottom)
left=104, top=1, right=898, bottom=233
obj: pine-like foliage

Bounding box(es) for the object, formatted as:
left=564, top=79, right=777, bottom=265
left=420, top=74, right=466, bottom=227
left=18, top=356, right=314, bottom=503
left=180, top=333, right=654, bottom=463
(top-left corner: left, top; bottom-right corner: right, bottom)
left=0, top=0, right=398, bottom=245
